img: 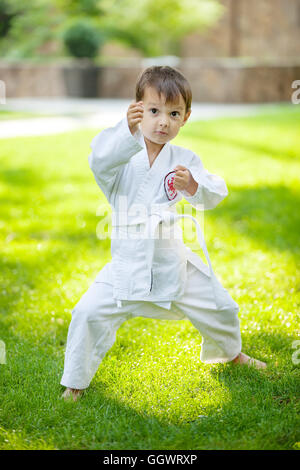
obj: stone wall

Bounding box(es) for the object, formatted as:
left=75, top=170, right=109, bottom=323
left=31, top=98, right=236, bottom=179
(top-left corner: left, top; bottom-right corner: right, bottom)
left=0, top=62, right=66, bottom=97
left=181, top=0, right=300, bottom=58
left=181, top=59, right=300, bottom=103
left=100, top=65, right=143, bottom=100
left=238, top=0, right=300, bottom=58
left=1, top=59, right=298, bottom=103
left=181, top=0, right=232, bottom=57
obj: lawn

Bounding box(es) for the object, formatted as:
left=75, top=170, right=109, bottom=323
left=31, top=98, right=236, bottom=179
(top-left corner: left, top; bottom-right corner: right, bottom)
left=0, top=106, right=299, bottom=450
left=0, top=110, right=54, bottom=120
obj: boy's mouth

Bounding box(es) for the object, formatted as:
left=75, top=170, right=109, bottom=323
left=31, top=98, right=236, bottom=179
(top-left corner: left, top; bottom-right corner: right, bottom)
left=156, top=131, right=168, bottom=135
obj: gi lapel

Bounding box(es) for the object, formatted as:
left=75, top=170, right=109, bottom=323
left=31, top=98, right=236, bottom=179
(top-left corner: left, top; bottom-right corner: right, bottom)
left=135, top=142, right=171, bottom=205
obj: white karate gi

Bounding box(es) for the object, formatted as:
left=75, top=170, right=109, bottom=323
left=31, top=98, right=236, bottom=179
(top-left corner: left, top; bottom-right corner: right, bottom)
left=60, top=117, right=242, bottom=390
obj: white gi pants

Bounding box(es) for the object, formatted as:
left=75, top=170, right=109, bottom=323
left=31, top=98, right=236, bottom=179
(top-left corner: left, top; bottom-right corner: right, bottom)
left=60, top=261, right=242, bottom=389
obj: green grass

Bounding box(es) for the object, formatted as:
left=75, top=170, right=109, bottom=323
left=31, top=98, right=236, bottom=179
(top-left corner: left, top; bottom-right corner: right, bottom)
left=0, top=110, right=54, bottom=120
left=0, top=106, right=299, bottom=450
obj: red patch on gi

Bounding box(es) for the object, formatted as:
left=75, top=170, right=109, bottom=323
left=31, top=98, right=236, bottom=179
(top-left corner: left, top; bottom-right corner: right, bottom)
left=164, top=171, right=178, bottom=201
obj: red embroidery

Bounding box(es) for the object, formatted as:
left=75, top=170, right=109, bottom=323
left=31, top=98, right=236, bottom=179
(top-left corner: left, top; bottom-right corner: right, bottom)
left=167, top=176, right=174, bottom=191
left=164, top=171, right=178, bottom=200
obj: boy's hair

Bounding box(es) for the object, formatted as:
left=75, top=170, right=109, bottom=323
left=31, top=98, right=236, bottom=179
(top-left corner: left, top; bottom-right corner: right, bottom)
left=135, top=66, right=192, bottom=114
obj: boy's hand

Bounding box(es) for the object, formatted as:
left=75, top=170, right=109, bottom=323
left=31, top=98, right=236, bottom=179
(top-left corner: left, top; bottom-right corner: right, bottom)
left=127, top=101, right=144, bottom=136
left=173, top=165, right=198, bottom=196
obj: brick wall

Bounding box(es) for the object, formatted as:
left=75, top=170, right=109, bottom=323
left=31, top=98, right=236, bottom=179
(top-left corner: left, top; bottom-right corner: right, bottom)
left=181, top=0, right=300, bottom=58
left=1, top=59, right=298, bottom=102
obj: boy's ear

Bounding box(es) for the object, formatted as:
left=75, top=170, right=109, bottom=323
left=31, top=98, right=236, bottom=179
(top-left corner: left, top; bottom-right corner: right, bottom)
left=181, top=109, right=192, bottom=126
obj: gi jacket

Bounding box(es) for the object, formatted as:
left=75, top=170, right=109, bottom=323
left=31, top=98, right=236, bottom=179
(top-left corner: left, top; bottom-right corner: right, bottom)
left=88, top=117, right=228, bottom=310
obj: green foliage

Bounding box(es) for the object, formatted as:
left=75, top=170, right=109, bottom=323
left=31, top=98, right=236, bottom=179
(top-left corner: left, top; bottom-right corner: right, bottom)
left=0, top=0, right=18, bottom=38
left=62, top=18, right=104, bottom=59
left=0, top=0, right=65, bottom=60
left=0, top=106, right=299, bottom=449
left=56, top=0, right=102, bottom=17
left=98, top=0, right=223, bottom=56
left=0, top=0, right=223, bottom=60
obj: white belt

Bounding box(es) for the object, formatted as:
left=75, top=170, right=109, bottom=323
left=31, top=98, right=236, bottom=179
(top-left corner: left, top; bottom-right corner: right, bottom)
left=144, top=211, right=214, bottom=283
left=112, top=210, right=213, bottom=308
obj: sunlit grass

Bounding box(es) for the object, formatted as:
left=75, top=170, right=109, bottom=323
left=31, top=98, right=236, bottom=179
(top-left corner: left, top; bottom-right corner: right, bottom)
left=0, top=110, right=56, bottom=120
left=0, top=107, right=299, bottom=449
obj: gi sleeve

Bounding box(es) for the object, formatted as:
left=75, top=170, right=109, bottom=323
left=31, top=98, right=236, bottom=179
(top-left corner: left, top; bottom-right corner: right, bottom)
left=88, top=117, right=144, bottom=199
left=181, top=153, right=228, bottom=210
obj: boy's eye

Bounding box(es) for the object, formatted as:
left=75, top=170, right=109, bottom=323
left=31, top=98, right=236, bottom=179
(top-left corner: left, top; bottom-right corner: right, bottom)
left=149, top=108, right=180, bottom=116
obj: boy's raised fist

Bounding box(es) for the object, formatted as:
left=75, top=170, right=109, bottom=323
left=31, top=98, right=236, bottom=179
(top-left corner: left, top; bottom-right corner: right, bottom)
left=127, top=101, right=144, bottom=136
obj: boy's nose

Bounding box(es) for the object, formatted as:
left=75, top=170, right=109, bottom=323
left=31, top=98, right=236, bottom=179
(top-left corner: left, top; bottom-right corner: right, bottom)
left=159, top=117, right=169, bottom=127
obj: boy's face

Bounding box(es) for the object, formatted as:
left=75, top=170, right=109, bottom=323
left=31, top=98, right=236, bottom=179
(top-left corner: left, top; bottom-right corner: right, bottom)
left=139, top=86, right=191, bottom=145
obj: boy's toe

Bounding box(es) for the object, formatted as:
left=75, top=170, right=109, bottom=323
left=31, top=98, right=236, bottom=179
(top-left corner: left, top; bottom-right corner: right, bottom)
left=61, top=388, right=83, bottom=402
left=253, top=359, right=267, bottom=369
left=245, top=356, right=267, bottom=370
left=233, top=353, right=267, bottom=370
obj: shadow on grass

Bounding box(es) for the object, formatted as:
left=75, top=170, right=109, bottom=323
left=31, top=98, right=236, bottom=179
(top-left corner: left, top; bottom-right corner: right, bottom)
left=0, top=166, right=89, bottom=188
left=184, top=112, right=300, bottom=161
left=0, top=319, right=299, bottom=450
left=209, top=184, right=300, bottom=255
left=0, top=167, right=42, bottom=187
left=0, top=236, right=110, bottom=324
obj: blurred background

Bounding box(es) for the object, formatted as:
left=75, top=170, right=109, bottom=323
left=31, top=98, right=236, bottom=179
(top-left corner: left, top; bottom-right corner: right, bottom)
left=0, top=0, right=299, bottom=103
left=0, top=1, right=300, bottom=451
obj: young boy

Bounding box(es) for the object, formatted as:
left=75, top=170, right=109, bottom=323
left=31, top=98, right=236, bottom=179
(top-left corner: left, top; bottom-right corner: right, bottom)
left=61, top=66, right=266, bottom=401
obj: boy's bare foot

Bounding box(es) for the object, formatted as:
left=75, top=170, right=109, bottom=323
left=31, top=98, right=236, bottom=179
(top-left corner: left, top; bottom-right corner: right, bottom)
left=231, top=352, right=267, bottom=370
left=61, top=387, right=83, bottom=402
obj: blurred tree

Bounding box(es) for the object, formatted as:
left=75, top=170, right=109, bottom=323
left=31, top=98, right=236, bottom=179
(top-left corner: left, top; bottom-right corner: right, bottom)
left=0, top=0, right=223, bottom=60
left=62, top=18, right=105, bottom=59
left=97, top=0, right=224, bottom=56
left=55, top=0, right=102, bottom=16
left=0, top=0, right=18, bottom=38
left=0, top=0, right=65, bottom=60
